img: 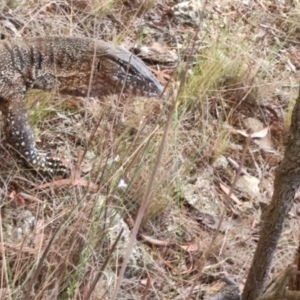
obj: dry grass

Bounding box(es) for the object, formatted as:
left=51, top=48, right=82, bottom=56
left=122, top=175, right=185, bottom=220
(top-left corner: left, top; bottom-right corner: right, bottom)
left=1, top=0, right=300, bottom=299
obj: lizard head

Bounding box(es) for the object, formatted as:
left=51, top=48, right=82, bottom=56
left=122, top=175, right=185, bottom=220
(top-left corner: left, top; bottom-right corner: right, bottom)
left=91, top=42, right=164, bottom=98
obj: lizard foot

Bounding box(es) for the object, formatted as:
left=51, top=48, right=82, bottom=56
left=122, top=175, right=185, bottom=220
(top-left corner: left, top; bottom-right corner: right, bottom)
left=28, top=153, right=71, bottom=177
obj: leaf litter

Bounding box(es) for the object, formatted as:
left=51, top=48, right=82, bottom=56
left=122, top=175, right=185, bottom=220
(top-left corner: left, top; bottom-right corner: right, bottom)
left=0, top=0, right=300, bottom=299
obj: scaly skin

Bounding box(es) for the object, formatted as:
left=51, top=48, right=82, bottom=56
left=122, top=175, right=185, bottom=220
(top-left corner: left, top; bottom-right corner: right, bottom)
left=0, top=36, right=163, bottom=175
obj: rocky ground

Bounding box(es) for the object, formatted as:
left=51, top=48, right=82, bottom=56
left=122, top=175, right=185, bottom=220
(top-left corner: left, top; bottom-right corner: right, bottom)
left=0, top=0, right=300, bottom=299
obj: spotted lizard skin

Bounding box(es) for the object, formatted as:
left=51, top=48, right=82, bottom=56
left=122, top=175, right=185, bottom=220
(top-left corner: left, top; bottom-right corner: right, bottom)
left=0, top=36, right=163, bottom=175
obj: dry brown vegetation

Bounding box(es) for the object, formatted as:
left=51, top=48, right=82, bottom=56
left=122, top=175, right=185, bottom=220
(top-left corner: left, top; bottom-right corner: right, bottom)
left=1, top=0, right=300, bottom=299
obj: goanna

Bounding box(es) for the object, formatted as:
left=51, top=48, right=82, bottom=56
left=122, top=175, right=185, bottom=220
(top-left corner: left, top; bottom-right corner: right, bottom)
left=0, top=36, right=163, bottom=175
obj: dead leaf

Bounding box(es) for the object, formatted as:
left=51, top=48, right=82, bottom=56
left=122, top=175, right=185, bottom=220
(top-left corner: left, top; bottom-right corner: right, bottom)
left=19, top=192, right=43, bottom=203
left=219, top=183, right=242, bottom=205
left=9, top=191, right=25, bottom=206
left=180, top=243, right=200, bottom=252
left=140, top=277, right=155, bottom=286
left=34, top=220, right=45, bottom=252
left=9, top=191, right=16, bottom=199
left=251, top=218, right=258, bottom=230
left=234, top=129, right=249, bottom=137
left=33, top=178, right=98, bottom=192
left=233, top=127, right=269, bottom=139
left=140, top=234, right=177, bottom=246
left=250, top=127, right=269, bottom=138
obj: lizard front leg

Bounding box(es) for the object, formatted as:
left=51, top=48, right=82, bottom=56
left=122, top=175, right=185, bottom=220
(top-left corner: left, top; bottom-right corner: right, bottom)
left=1, top=92, right=69, bottom=176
